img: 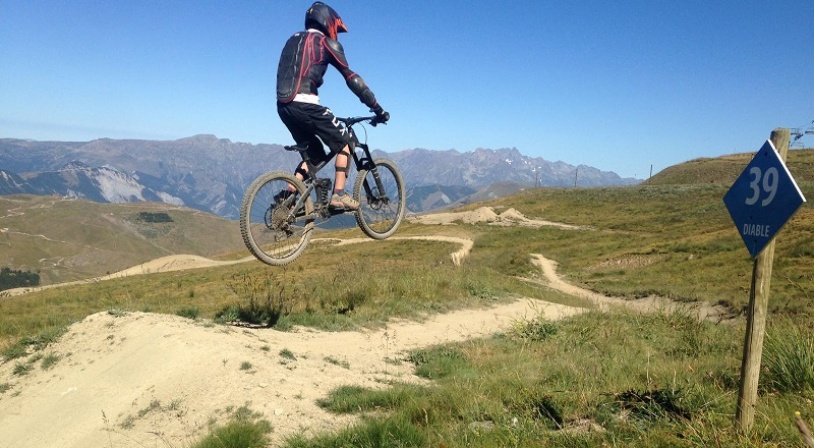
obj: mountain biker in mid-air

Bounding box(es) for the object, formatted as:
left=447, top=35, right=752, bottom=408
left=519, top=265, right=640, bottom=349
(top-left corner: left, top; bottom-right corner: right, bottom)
left=276, top=1, right=390, bottom=210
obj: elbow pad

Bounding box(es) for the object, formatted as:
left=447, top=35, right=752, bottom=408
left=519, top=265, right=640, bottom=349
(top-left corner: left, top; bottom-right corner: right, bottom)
left=347, top=74, right=378, bottom=109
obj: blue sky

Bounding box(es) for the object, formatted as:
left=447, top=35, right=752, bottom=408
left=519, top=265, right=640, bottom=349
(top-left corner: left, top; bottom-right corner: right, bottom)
left=1, top=1, right=812, bottom=179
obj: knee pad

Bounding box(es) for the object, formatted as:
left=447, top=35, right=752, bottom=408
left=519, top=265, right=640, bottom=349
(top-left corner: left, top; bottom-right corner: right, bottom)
left=335, top=150, right=352, bottom=174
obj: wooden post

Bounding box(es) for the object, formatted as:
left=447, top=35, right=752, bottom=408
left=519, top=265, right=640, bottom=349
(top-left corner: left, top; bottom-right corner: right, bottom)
left=735, top=128, right=790, bottom=431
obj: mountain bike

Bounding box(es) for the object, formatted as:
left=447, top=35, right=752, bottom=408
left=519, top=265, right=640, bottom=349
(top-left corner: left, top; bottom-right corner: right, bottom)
left=239, top=115, right=406, bottom=266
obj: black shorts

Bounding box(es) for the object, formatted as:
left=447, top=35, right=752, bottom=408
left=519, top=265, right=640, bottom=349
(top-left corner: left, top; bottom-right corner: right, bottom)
left=277, top=101, right=351, bottom=165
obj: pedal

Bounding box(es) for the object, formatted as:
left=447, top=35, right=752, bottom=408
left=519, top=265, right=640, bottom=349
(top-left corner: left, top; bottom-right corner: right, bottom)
left=328, top=206, right=350, bottom=216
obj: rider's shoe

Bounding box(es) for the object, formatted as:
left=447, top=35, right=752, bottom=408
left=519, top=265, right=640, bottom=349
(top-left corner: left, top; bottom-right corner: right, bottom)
left=329, top=192, right=359, bottom=210
left=274, top=189, right=295, bottom=205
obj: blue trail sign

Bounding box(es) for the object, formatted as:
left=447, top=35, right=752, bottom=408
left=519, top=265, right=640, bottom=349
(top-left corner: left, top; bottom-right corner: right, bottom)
left=723, top=139, right=806, bottom=258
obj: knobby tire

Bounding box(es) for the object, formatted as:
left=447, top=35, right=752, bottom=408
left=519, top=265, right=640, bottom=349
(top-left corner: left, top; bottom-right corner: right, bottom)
left=353, top=158, right=406, bottom=239
left=239, top=171, right=314, bottom=266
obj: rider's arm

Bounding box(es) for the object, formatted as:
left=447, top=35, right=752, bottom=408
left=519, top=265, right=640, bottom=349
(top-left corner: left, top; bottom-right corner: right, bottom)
left=324, top=38, right=385, bottom=115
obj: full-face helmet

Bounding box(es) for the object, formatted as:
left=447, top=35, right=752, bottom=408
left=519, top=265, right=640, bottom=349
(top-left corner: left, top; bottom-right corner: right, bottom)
left=305, top=2, right=347, bottom=40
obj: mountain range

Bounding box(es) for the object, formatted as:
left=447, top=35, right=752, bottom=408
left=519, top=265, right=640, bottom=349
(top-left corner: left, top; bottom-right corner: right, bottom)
left=0, top=135, right=640, bottom=219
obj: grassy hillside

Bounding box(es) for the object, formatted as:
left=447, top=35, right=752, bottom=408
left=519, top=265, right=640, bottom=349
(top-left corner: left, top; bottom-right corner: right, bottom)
left=478, top=183, right=813, bottom=316
left=453, top=148, right=814, bottom=316
left=648, top=147, right=814, bottom=186
left=0, top=195, right=244, bottom=285
left=2, top=150, right=814, bottom=447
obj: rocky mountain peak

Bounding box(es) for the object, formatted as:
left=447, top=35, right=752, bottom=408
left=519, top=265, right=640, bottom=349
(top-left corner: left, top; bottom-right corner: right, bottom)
left=0, top=136, right=640, bottom=218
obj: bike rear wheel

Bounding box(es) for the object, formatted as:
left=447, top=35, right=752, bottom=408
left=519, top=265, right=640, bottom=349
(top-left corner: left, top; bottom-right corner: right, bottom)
left=353, top=158, right=406, bottom=239
left=239, top=171, right=314, bottom=266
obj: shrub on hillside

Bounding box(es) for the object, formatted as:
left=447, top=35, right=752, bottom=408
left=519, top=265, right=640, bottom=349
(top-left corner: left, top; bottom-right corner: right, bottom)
left=0, top=267, right=40, bottom=292
left=136, top=212, right=173, bottom=223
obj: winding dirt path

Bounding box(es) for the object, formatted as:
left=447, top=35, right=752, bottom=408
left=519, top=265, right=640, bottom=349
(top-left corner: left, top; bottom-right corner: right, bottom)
left=326, top=235, right=474, bottom=266
left=530, top=254, right=732, bottom=322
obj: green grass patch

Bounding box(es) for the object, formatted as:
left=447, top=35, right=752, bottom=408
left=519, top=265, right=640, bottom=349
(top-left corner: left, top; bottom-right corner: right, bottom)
left=1, top=325, right=67, bottom=362
left=191, top=405, right=271, bottom=448
left=40, top=353, right=60, bottom=370
left=284, top=414, right=425, bottom=448
left=176, top=306, right=200, bottom=320
left=284, top=310, right=810, bottom=447
left=316, top=384, right=427, bottom=414
left=279, top=349, right=296, bottom=361
left=324, top=356, right=350, bottom=369
left=12, top=362, right=32, bottom=376
left=762, top=319, right=814, bottom=393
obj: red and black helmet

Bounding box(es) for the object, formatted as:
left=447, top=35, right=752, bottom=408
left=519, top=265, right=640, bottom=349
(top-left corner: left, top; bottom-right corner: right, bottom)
left=305, top=2, right=348, bottom=40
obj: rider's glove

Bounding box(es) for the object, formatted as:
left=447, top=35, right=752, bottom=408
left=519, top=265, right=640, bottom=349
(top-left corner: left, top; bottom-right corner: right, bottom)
left=371, top=104, right=390, bottom=124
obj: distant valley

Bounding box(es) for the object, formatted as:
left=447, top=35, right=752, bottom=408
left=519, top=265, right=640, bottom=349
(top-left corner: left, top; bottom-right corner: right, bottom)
left=0, top=195, right=243, bottom=285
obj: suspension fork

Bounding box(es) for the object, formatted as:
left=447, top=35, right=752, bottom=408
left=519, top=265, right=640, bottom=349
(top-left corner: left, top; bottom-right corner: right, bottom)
left=352, top=142, right=388, bottom=200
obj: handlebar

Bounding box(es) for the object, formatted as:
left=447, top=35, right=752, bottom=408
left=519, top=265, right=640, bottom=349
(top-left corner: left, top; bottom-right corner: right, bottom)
left=339, top=114, right=388, bottom=127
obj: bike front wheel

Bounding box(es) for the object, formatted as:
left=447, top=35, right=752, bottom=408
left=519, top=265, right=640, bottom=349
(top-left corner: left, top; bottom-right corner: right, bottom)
left=239, top=171, right=314, bottom=266
left=353, top=158, right=406, bottom=239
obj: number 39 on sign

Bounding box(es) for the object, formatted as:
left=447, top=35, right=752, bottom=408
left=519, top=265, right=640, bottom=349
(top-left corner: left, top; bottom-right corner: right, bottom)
left=723, top=140, right=806, bottom=258
left=744, top=166, right=779, bottom=206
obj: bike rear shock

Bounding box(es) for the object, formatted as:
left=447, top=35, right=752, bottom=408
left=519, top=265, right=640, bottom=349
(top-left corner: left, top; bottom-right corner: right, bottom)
left=315, top=178, right=332, bottom=205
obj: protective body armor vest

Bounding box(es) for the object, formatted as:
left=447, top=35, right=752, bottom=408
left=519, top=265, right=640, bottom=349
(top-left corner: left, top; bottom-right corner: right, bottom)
left=276, top=30, right=379, bottom=111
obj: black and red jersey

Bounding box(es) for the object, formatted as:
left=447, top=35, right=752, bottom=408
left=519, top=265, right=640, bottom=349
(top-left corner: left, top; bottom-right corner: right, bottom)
left=276, top=29, right=380, bottom=113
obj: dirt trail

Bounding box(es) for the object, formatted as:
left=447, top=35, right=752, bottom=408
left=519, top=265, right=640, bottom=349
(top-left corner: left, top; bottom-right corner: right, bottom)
left=327, top=235, right=474, bottom=266
left=0, top=207, right=724, bottom=447
left=529, top=254, right=732, bottom=322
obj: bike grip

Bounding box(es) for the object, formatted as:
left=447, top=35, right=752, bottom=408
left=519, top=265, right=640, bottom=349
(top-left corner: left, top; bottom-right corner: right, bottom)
left=372, top=111, right=390, bottom=126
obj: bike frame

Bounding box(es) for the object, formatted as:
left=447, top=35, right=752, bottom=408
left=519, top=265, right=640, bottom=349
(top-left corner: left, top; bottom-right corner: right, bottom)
left=284, top=116, right=388, bottom=224
left=240, top=113, right=404, bottom=266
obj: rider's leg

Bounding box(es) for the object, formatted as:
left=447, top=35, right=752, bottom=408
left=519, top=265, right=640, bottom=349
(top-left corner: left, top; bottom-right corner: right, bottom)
left=330, top=145, right=359, bottom=210
left=333, top=146, right=350, bottom=191
left=285, top=134, right=322, bottom=194
left=278, top=102, right=322, bottom=192
left=274, top=162, right=307, bottom=198
left=294, top=162, right=309, bottom=182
